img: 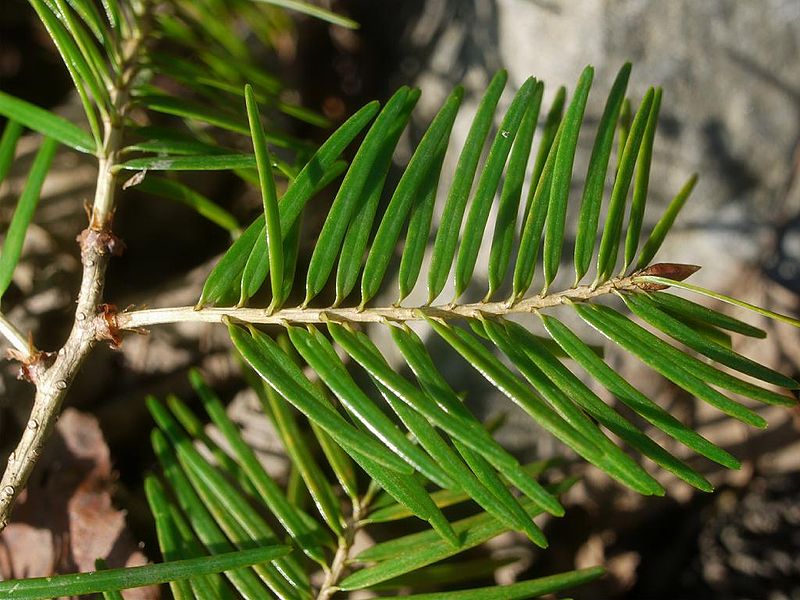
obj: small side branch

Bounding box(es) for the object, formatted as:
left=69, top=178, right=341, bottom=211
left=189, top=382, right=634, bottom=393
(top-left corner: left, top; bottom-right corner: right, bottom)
left=316, top=500, right=366, bottom=600
left=114, top=276, right=639, bottom=331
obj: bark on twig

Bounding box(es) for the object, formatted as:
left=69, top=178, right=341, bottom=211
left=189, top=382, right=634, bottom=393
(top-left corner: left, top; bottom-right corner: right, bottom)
left=0, top=18, right=148, bottom=531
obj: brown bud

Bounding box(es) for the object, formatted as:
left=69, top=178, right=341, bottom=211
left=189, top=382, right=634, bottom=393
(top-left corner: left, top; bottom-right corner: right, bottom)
left=77, top=228, right=126, bottom=258
left=635, top=263, right=701, bottom=290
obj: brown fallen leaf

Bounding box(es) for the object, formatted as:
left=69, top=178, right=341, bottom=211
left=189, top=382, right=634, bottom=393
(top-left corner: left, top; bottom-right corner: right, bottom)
left=0, top=408, right=158, bottom=599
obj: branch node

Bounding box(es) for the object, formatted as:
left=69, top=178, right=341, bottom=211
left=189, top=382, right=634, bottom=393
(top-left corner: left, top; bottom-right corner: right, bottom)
left=6, top=348, right=54, bottom=385
left=77, top=228, right=126, bottom=258
left=319, top=311, right=351, bottom=326
left=93, top=303, right=127, bottom=348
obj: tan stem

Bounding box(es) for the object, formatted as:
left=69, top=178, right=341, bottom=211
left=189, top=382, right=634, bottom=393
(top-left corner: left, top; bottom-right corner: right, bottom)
left=316, top=501, right=366, bottom=600
left=114, top=277, right=638, bottom=331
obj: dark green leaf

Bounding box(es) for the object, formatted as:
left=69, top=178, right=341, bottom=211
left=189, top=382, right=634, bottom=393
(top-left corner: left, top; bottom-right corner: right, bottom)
left=542, top=66, right=594, bottom=291
left=179, top=533, right=238, bottom=599
left=574, top=303, right=767, bottom=427
left=31, top=0, right=108, bottom=107
left=166, top=395, right=258, bottom=498
left=53, top=0, right=111, bottom=93
left=426, top=318, right=606, bottom=463
left=689, top=320, right=734, bottom=349
left=0, top=91, right=96, bottom=153
left=335, top=89, right=420, bottom=304
left=64, top=0, right=116, bottom=63
left=165, top=488, right=239, bottom=600
left=151, top=430, right=269, bottom=599
left=259, top=379, right=345, bottom=534
left=386, top=567, right=605, bottom=599
left=529, top=86, right=566, bottom=194
left=362, top=86, right=464, bottom=305
left=540, top=313, right=740, bottom=469
left=455, top=77, right=537, bottom=298
left=238, top=159, right=346, bottom=305
left=637, top=276, right=800, bottom=329
left=201, top=215, right=266, bottom=308
left=253, top=0, right=359, bottom=29
left=360, top=318, right=563, bottom=515
left=595, top=88, right=655, bottom=282
left=143, top=476, right=197, bottom=599
left=481, top=318, right=663, bottom=495
left=634, top=174, right=697, bottom=270
left=573, top=62, right=631, bottom=282
left=0, top=544, right=288, bottom=600
left=0, top=137, right=58, bottom=302
left=397, top=125, right=450, bottom=302
left=388, top=325, right=472, bottom=419
left=428, top=70, right=507, bottom=303
left=375, top=378, right=547, bottom=547
left=286, top=324, right=451, bottom=487
left=511, top=126, right=562, bottom=301
left=503, top=319, right=712, bottom=491
left=286, top=463, right=309, bottom=510
left=188, top=369, right=331, bottom=560
left=454, top=437, right=547, bottom=545
left=366, top=459, right=558, bottom=523
left=229, top=322, right=413, bottom=474
left=304, top=87, right=411, bottom=304
left=200, top=100, right=379, bottom=306
left=623, top=293, right=798, bottom=393
left=280, top=213, right=302, bottom=301
left=118, top=154, right=257, bottom=171
left=29, top=0, right=107, bottom=143
left=341, top=478, right=576, bottom=590
left=149, top=404, right=307, bottom=597
left=623, top=87, right=662, bottom=269
left=351, top=446, right=460, bottom=548
left=245, top=84, right=284, bottom=310
left=387, top=322, right=564, bottom=515
left=100, top=0, right=122, bottom=31
left=647, top=291, right=766, bottom=338
left=328, top=321, right=563, bottom=515
left=617, top=98, right=632, bottom=164
left=0, top=120, right=23, bottom=186
left=486, top=81, right=543, bottom=299
left=310, top=420, right=359, bottom=500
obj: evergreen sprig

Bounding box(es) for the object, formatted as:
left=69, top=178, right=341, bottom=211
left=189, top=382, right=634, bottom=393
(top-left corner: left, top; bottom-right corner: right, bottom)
left=0, top=0, right=796, bottom=597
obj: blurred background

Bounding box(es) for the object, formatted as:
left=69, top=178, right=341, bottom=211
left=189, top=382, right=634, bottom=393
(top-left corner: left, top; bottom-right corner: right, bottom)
left=1, top=0, right=799, bottom=598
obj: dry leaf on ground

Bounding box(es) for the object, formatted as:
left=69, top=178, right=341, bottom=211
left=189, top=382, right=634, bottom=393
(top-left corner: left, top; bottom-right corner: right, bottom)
left=0, top=408, right=157, bottom=599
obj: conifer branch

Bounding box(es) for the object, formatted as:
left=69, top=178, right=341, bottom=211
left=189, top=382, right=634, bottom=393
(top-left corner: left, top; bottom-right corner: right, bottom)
left=113, top=275, right=642, bottom=331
